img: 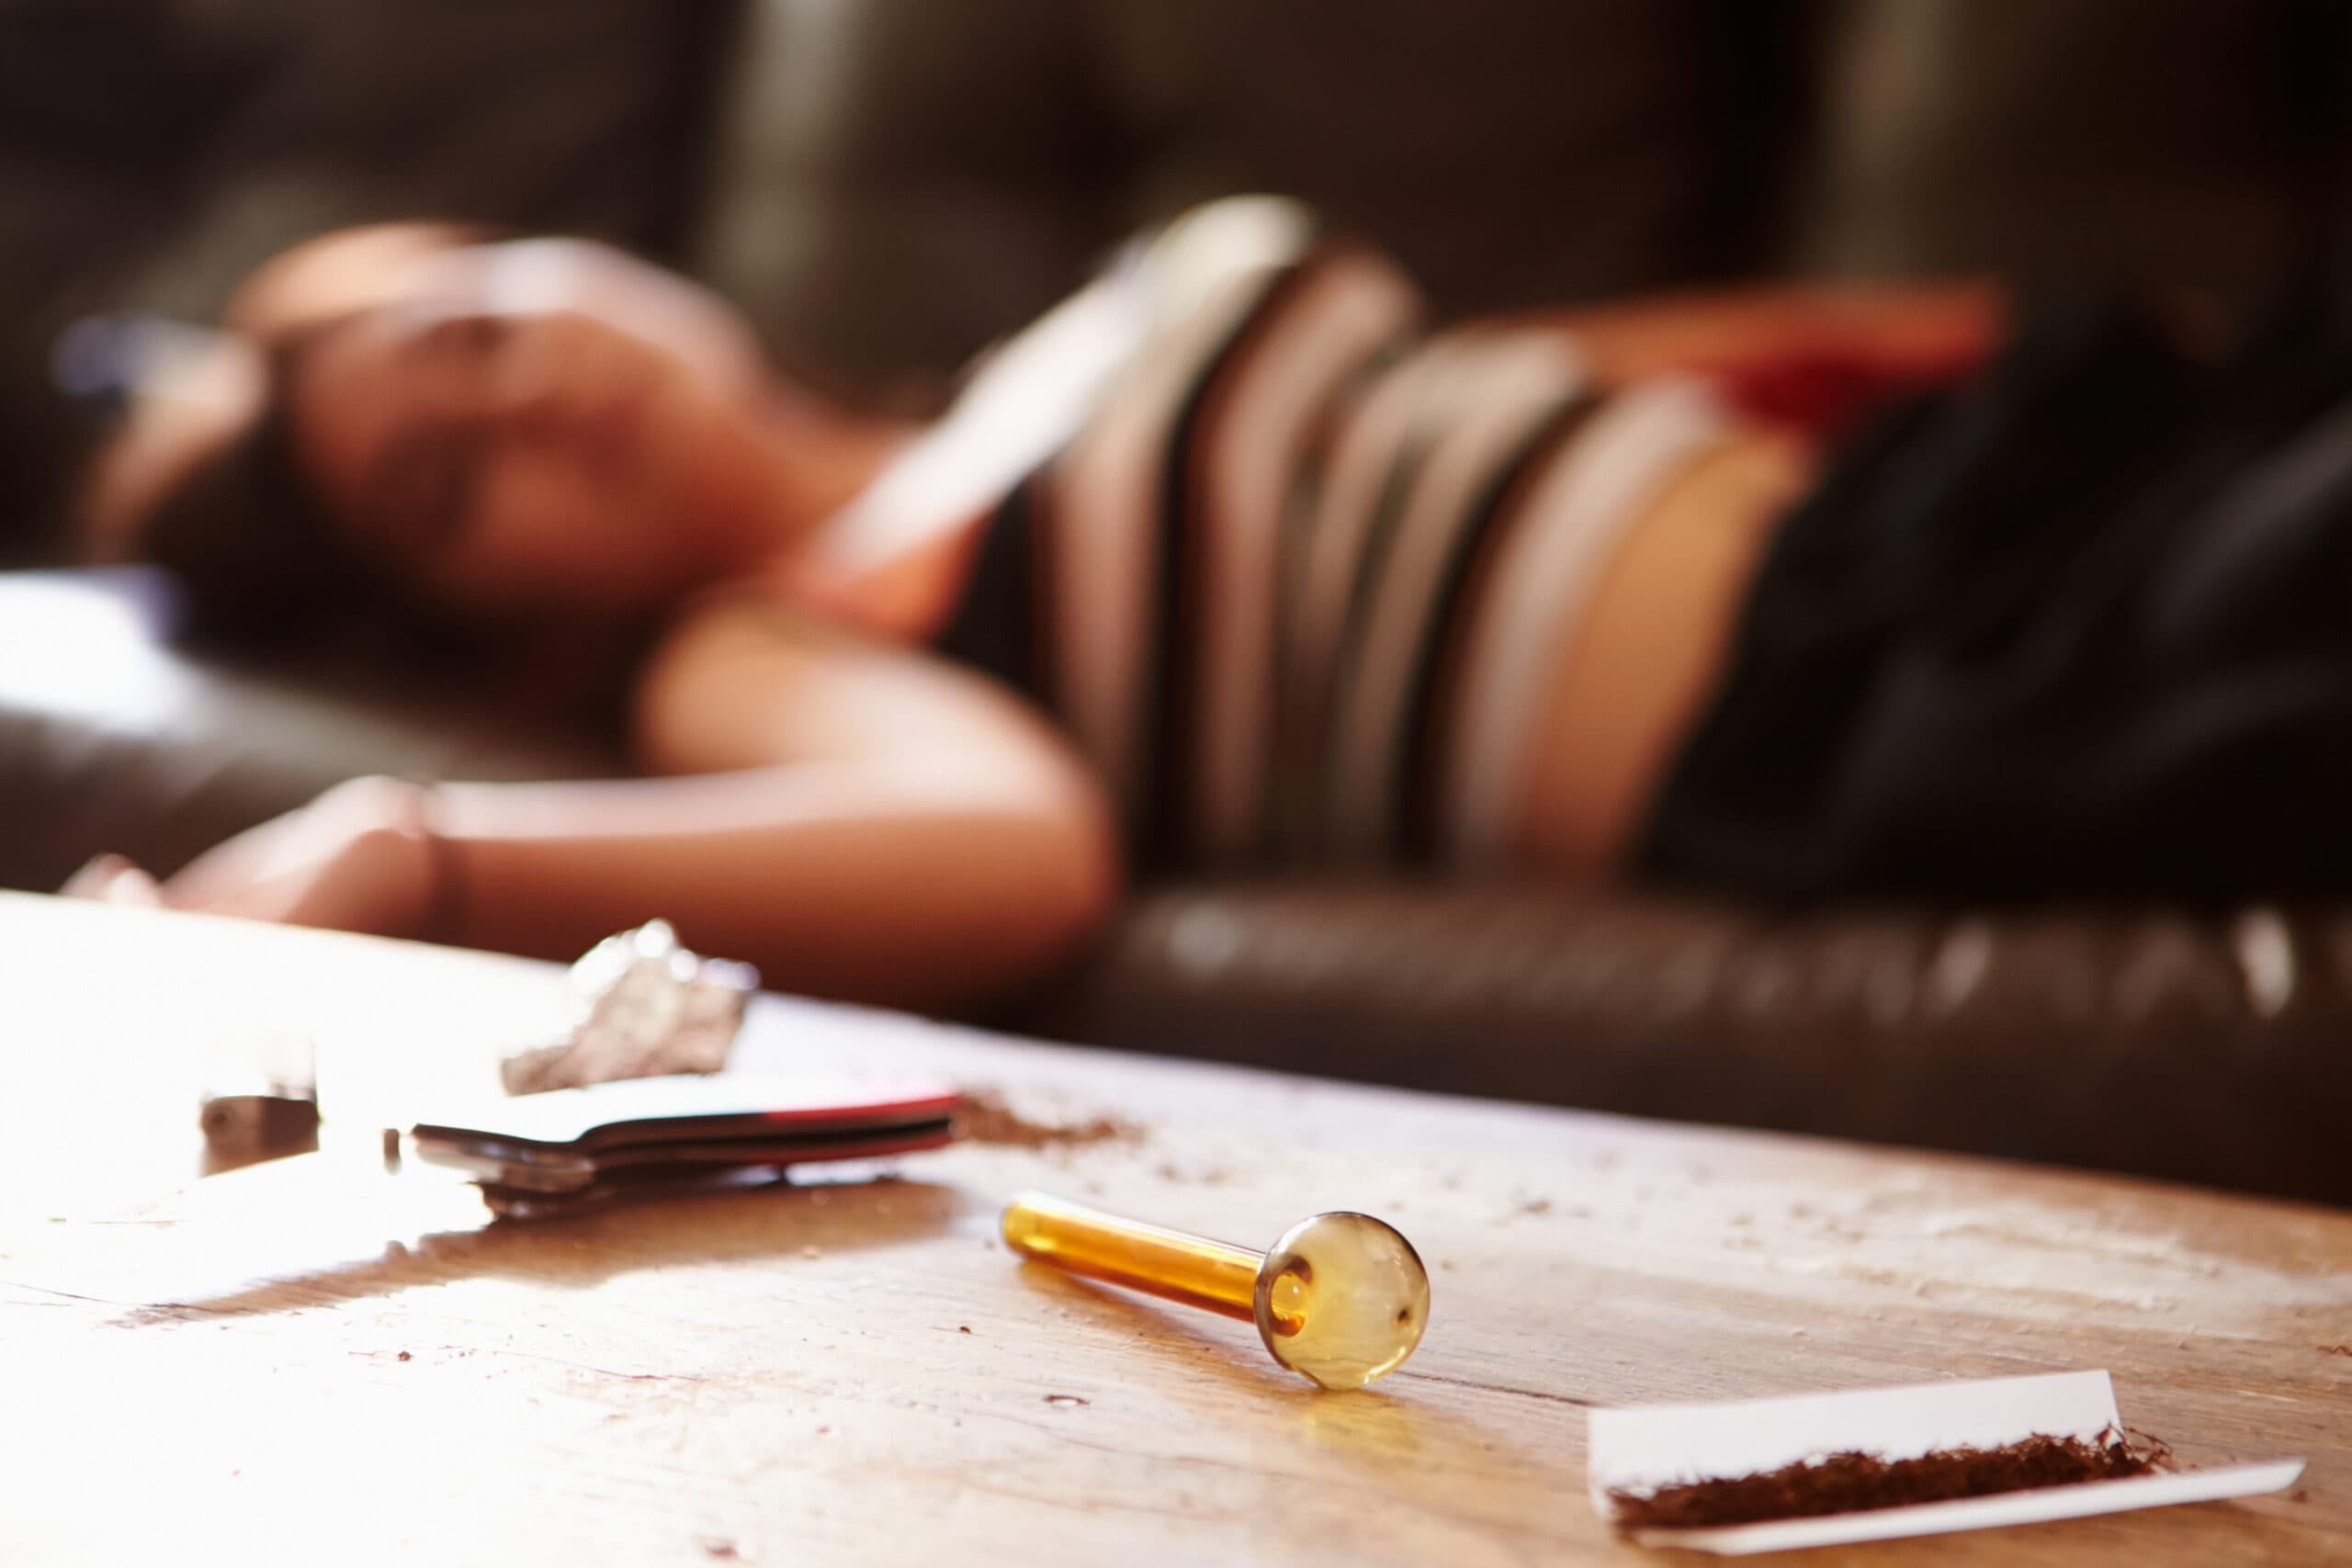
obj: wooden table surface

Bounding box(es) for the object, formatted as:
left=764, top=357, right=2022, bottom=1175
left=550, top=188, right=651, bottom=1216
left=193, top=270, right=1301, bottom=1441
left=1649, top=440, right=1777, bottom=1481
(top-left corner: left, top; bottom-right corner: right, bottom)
left=0, top=892, right=2345, bottom=1565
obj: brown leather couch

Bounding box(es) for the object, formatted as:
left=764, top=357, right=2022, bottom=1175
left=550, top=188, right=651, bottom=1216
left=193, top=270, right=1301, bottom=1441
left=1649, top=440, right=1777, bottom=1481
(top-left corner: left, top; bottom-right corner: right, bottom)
left=6, top=0, right=2338, bottom=519
left=2, top=570, right=2346, bottom=1208
left=4, top=2, right=2348, bottom=1206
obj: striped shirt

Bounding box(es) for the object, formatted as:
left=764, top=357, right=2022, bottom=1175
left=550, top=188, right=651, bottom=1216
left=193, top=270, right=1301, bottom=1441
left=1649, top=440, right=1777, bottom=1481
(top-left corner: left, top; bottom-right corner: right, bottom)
left=923, top=199, right=1732, bottom=871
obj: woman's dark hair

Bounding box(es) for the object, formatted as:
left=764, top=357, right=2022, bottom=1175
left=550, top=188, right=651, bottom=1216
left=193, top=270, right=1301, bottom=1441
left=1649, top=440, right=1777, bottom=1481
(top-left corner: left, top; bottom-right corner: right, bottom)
left=97, top=325, right=490, bottom=655
left=126, top=342, right=374, bottom=644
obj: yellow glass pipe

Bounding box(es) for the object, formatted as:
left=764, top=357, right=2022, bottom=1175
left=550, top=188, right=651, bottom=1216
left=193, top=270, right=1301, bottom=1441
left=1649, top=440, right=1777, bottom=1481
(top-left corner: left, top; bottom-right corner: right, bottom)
left=1000, top=1190, right=1430, bottom=1389
left=1001, top=1190, right=1265, bottom=1323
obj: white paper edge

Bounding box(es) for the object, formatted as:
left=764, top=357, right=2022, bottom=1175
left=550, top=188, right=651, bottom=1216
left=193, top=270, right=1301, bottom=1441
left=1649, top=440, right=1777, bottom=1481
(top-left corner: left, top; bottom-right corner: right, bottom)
left=1587, top=1371, right=2120, bottom=1501
left=1623, top=1460, right=2307, bottom=1556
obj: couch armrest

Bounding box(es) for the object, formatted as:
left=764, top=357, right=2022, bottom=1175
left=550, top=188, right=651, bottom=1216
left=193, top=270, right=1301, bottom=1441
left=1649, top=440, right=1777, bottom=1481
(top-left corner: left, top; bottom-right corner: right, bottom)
left=0, top=570, right=626, bottom=890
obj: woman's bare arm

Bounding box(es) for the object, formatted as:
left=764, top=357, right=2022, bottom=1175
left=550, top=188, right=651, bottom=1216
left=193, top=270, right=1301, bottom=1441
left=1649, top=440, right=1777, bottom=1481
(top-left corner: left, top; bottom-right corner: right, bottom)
left=440, top=605, right=1120, bottom=1010
left=141, top=605, right=1121, bottom=1014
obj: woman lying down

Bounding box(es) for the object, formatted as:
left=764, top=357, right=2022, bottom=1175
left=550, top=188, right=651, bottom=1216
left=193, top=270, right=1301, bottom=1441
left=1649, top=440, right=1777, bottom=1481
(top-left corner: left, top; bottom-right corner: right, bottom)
left=70, top=199, right=2352, bottom=1012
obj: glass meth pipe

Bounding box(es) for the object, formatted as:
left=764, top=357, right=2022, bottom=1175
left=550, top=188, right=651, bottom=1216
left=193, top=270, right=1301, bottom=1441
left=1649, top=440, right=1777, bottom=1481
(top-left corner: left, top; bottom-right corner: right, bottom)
left=1001, top=1190, right=1430, bottom=1389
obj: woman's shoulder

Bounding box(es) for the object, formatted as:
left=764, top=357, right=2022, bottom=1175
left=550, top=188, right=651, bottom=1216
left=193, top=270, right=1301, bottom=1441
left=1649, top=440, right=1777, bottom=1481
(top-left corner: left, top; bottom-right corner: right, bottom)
left=644, top=587, right=856, bottom=670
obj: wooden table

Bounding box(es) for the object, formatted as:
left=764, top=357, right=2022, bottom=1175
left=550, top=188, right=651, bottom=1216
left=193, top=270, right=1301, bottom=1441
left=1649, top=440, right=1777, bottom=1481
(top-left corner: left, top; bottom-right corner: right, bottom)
left=0, top=892, right=2344, bottom=1565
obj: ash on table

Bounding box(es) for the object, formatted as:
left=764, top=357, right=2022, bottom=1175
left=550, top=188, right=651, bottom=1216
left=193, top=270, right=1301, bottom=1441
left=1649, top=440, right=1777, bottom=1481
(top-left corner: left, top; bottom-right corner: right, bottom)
left=956, top=1091, right=1141, bottom=1150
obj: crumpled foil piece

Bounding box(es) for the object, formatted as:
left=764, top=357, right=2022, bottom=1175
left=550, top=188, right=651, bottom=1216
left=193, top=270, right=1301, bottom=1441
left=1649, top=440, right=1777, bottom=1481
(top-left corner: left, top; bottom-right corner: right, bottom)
left=499, top=920, right=759, bottom=1096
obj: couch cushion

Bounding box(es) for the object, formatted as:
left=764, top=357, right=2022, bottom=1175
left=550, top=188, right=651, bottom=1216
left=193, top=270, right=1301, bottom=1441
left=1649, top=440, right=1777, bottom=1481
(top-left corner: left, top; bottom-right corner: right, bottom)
left=1028, top=880, right=2352, bottom=1204
left=695, top=0, right=1764, bottom=403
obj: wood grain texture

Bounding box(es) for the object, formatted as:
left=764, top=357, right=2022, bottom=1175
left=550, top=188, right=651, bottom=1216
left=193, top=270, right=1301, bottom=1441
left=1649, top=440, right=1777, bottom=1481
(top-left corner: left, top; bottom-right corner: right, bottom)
left=0, top=892, right=2344, bottom=1565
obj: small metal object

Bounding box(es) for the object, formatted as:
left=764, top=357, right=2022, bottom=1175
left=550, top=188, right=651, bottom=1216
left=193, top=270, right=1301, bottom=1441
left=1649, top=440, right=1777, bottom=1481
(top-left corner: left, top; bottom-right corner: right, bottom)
left=198, top=1094, right=321, bottom=1171
left=198, top=1035, right=319, bottom=1173
left=500, top=920, right=758, bottom=1095
left=1000, top=1190, right=1430, bottom=1389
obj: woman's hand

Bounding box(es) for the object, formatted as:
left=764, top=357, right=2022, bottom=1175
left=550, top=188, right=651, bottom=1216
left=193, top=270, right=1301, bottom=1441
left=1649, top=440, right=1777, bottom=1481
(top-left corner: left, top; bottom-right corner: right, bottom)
left=65, top=777, right=445, bottom=940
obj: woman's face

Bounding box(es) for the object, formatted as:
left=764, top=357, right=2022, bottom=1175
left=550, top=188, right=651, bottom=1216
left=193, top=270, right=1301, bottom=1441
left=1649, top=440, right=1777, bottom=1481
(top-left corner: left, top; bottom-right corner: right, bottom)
left=283, top=240, right=779, bottom=618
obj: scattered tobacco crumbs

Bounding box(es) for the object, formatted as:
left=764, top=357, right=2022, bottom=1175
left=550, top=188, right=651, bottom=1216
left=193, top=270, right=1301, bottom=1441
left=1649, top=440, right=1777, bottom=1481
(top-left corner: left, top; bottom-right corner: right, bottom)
left=396, top=1351, right=412, bottom=1363
left=1609, top=1429, right=2166, bottom=1530
left=956, top=1090, right=1140, bottom=1150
